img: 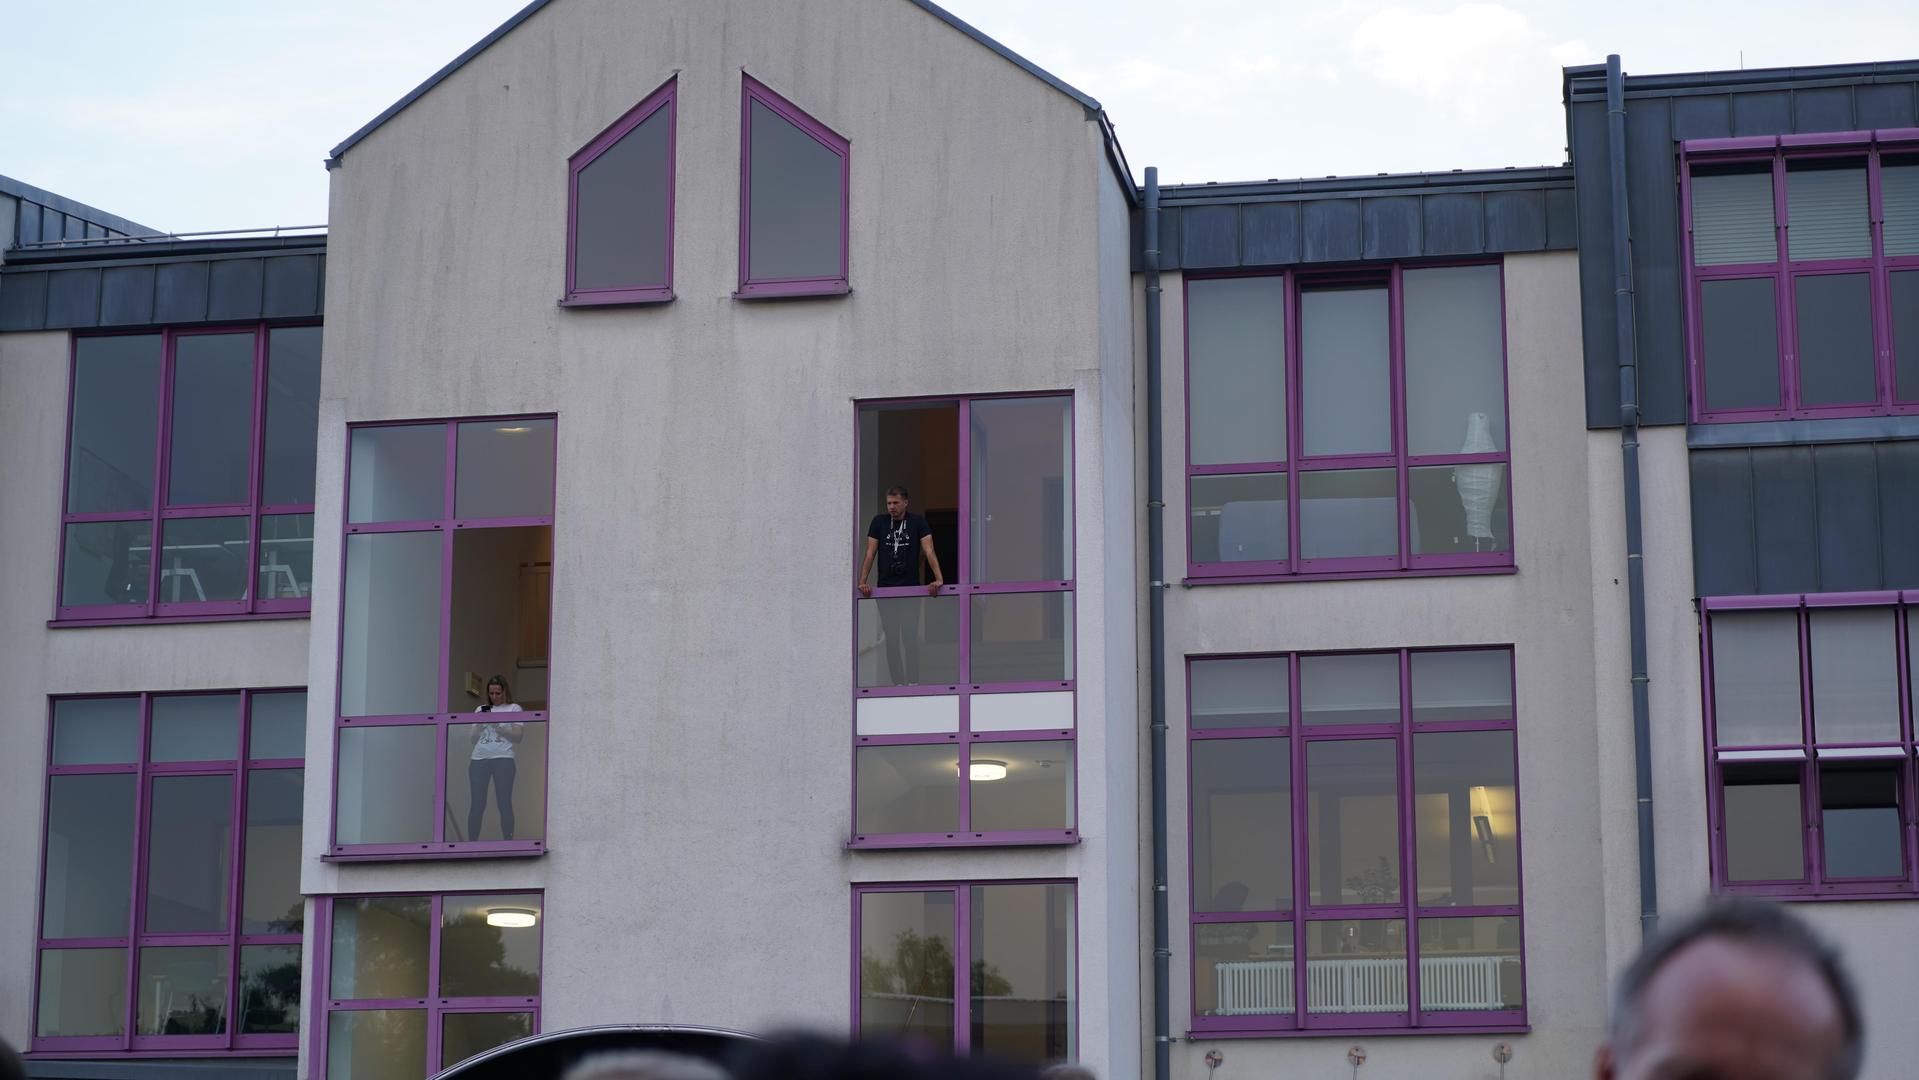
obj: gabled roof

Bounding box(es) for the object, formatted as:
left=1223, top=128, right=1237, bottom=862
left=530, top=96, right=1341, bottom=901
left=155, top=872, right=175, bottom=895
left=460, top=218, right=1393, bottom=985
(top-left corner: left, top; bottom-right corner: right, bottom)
left=327, top=0, right=1113, bottom=167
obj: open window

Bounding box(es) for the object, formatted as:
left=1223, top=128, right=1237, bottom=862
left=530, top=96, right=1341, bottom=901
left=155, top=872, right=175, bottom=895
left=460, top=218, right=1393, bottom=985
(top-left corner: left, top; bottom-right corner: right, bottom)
left=564, top=78, right=675, bottom=306
left=738, top=75, right=849, bottom=298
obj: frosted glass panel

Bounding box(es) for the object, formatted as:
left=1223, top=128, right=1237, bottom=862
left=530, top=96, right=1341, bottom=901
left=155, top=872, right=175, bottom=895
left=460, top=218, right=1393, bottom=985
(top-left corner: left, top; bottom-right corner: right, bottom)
left=334, top=726, right=437, bottom=845
left=348, top=425, right=444, bottom=523
left=1190, top=657, right=1289, bottom=729
left=1410, top=649, right=1512, bottom=723
left=1301, top=286, right=1390, bottom=456
left=51, top=696, right=140, bottom=765
left=970, top=690, right=1073, bottom=732
left=1301, top=652, right=1399, bottom=726
left=1711, top=611, right=1802, bottom=746
left=149, top=692, right=240, bottom=762
left=1693, top=168, right=1777, bottom=265
left=1188, top=276, right=1286, bottom=465
left=1786, top=162, right=1869, bottom=261
left=340, top=532, right=443, bottom=717
left=1404, top=265, right=1506, bottom=456
left=856, top=695, right=960, bottom=735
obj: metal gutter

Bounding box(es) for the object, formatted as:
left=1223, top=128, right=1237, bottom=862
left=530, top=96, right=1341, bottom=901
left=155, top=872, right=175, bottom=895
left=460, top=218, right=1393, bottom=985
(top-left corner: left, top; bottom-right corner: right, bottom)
left=1143, top=165, right=1171, bottom=1080
left=1606, top=53, right=1660, bottom=941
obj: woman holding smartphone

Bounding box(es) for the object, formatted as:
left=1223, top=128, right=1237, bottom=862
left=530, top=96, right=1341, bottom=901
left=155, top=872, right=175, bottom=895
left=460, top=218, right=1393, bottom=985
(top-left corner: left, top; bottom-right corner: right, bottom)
left=469, top=675, right=524, bottom=840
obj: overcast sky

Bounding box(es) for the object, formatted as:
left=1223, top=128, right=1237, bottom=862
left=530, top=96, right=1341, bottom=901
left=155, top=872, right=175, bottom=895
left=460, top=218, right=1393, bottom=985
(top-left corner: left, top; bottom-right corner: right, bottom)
left=4, top=0, right=1916, bottom=233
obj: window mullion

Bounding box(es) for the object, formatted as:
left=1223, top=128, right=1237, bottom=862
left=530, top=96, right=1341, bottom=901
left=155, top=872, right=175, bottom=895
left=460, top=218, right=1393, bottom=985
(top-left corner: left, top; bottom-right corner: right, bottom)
left=1285, top=272, right=1302, bottom=575
left=1286, top=652, right=1307, bottom=1023
left=1397, top=649, right=1420, bottom=1024
left=223, top=708, right=249, bottom=1049
left=146, top=334, right=178, bottom=616
left=1390, top=266, right=1410, bottom=570
left=957, top=401, right=974, bottom=833
left=953, top=885, right=972, bottom=1055
left=244, top=327, right=270, bottom=615
left=122, top=693, right=153, bottom=1049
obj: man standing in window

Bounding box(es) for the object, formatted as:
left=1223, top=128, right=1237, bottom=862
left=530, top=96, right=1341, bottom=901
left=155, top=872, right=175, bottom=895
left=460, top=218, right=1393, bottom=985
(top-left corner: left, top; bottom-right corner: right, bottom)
left=858, top=486, right=945, bottom=685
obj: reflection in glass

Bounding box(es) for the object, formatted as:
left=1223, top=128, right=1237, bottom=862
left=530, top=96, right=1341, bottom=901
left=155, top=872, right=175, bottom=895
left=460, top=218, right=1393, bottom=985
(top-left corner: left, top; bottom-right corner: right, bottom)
left=574, top=99, right=671, bottom=290
left=857, top=596, right=959, bottom=688
left=244, top=769, right=305, bottom=934
left=1821, top=764, right=1902, bottom=879
left=1195, top=921, right=1293, bottom=1017
left=145, top=775, right=234, bottom=934
left=1417, top=917, right=1523, bottom=1011
left=856, top=744, right=959, bottom=835
left=1299, top=470, right=1397, bottom=560
left=37, top=948, right=128, bottom=1037
left=1711, top=611, right=1802, bottom=746
left=156, top=515, right=250, bottom=602
left=1723, top=762, right=1804, bottom=882
left=441, top=894, right=543, bottom=998
left=971, top=883, right=1075, bottom=1063
left=341, top=531, right=443, bottom=717
left=1190, top=657, right=1289, bottom=729
left=1305, top=920, right=1407, bottom=1014
left=456, top=420, right=556, bottom=520
left=335, top=726, right=437, bottom=845
left=1409, top=465, right=1508, bottom=555
left=1300, top=653, right=1398, bottom=726
left=327, top=1009, right=426, bottom=1080
left=1190, top=473, right=1287, bottom=563
left=137, top=946, right=229, bottom=1035
left=258, top=513, right=315, bottom=601
left=1414, top=731, right=1519, bottom=906
left=239, top=944, right=302, bottom=1035
left=150, top=693, right=240, bottom=762
left=969, top=396, right=1072, bottom=583
left=747, top=98, right=843, bottom=281
left=1192, top=738, right=1290, bottom=913
left=859, top=890, right=956, bottom=1049
left=42, top=774, right=136, bottom=938
left=262, top=326, right=322, bottom=506
left=61, top=520, right=152, bottom=607
left=442, top=1012, right=535, bottom=1069
left=330, top=897, right=432, bottom=1000
left=1809, top=608, right=1898, bottom=744
left=1403, top=265, right=1506, bottom=456
left=1796, top=274, right=1876, bottom=405
left=167, top=332, right=254, bottom=506
left=1307, top=740, right=1400, bottom=906
left=348, top=425, right=445, bottom=523
left=1187, top=276, right=1286, bottom=466
left=969, top=740, right=1073, bottom=832
left=1410, top=650, right=1512, bottom=723
left=447, top=723, right=548, bottom=843
left=248, top=691, right=308, bottom=761
left=1700, top=278, right=1781, bottom=411
left=67, top=334, right=161, bottom=513
left=1301, top=286, right=1391, bottom=456
left=51, top=696, right=140, bottom=765
left=970, top=592, right=1073, bottom=683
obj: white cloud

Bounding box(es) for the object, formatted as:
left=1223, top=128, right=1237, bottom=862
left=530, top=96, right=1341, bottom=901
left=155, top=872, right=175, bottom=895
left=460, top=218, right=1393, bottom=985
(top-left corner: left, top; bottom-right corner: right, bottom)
left=1352, top=3, right=1589, bottom=112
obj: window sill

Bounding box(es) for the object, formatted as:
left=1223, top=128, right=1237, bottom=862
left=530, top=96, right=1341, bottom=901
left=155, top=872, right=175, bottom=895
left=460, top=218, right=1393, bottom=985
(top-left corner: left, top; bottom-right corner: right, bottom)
left=733, top=280, right=850, bottom=300
left=1188, top=1023, right=1529, bottom=1041
left=49, top=610, right=310, bottom=629
left=324, top=840, right=547, bottom=862
left=847, top=830, right=1078, bottom=850
left=1185, top=565, right=1516, bottom=587
left=1687, top=412, right=1919, bottom=448
left=1718, top=884, right=1919, bottom=902
left=559, top=288, right=674, bottom=308
left=24, top=1047, right=295, bottom=1061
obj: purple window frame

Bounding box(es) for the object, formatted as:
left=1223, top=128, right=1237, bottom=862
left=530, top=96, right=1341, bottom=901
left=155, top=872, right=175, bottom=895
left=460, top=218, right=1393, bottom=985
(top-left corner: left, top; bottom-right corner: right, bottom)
left=849, top=393, right=1077, bottom=849
left=1701, top=592, right=1919, bottom=900
left=736, top=74, right=851, bottom=299
left=562, top=76, right=677, bottom=307
left=30, top=689, right=305, bottom=1058
left=310, top=891, right=543, bottom=1079
left=1186, top=647, right=1528, bottom=1037
left=329, top=415, right=556, bottom=861
left=1683, top=130, right=1919, bottom=422
left=55, top=324, right=320, bottom=626
left=851, top=879, right=1078, bottom=1059
left=1182, top=262, right=1516, bottom=585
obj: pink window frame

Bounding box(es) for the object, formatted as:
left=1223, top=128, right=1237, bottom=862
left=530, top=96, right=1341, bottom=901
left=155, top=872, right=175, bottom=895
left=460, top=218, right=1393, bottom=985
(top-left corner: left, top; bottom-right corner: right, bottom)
left=849, top=393, right=1078, bottom=849
left=328, top=415, right=556, bottom=861
left=850, top=879, right=1077, bottom=1059
left=30, top=689, right=306, bottom=1058
left=1682, top=130, right=1919, bottom=423
left=1701, top=592, right=1919, bottom=900
left=562, top=76, right=677, bottom=307
left=1182, top=262, right=1516, bottom=585
left=55, top=324, right=320, bottom=626
left=736, top=74, right=851, bottom=299
left=1186, top=647, right=1528, bottom=1038
left=310, top=891, right=543, bottom=1078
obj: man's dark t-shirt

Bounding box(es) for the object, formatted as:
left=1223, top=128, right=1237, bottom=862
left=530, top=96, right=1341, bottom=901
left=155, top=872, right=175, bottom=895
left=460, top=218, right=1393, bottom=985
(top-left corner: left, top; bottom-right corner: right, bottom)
left=868, top=512, right=931, bottom=587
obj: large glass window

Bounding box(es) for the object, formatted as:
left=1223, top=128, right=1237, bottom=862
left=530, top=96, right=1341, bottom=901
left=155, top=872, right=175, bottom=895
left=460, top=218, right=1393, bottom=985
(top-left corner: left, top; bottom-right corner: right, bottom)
left=58, top=326, right=320, bottom=621
left=738, top=75, right=849, bottom=298
left=853, top=396, right=1075, bottom=846
left=1686, top=143, right=1919, bottom=421
left=855, top=882, right=1075, bottom=1063
left=318, top=893, right=541, bottom=1078
left=1704, top=597, right=1919, bottom=896
left=335, top=418, right=555, bottom=858
left=565, top=77, right=675, bottom=306
left=1185, top=264, right=1511, bottom=581
left=34, top=691, right=305, bottom=1053
left=1189, top=649, right=1523, bottom=1033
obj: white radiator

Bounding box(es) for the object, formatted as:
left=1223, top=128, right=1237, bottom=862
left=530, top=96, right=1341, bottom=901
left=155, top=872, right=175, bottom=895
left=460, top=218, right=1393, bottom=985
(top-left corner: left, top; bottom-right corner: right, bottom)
left=1214, top=955, right=1515, bottom=1015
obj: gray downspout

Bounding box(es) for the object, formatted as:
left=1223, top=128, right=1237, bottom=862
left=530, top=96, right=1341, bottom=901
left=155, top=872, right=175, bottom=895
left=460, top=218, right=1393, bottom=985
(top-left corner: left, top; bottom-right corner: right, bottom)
left=1606, top=54, right=1659, bottom=939
left=1144, top=166, right=1172, bottom=1080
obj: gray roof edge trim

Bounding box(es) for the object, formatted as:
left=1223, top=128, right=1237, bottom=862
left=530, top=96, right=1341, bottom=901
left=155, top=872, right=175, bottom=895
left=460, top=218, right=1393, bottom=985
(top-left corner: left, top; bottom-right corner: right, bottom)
left=3, top=242, right=326, bottom=275
left=326, top=0, right=555, bottom=166
left=1566, top=57, right=1919, bottom=100
left=906, top=0, right=1101, bottom=113
left=0, top=173, right=158, bottom=235
left=1158, top=165, right=1575, bottom=202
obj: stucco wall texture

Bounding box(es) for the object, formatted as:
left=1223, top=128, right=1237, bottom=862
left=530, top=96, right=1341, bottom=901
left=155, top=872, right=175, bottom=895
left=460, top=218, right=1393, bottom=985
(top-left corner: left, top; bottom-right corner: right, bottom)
left=316, top=0, right=1135, bottom=1077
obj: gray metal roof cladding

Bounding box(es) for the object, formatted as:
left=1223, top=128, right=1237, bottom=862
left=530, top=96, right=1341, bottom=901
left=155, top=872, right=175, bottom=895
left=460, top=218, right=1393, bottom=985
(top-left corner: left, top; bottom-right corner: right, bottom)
left=0, top=236, right=326, bottom=332
left=1148, top=166, right=1576, bottom=272
left=1565, top=58, right=1919, bottom=429
left=3, top=172, right=156, bottom=246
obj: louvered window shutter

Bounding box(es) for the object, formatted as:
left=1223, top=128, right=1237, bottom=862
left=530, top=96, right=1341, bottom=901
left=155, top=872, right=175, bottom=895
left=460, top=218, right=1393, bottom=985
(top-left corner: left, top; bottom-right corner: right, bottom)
left=1694, top=170, right=1777, bottom=265
left=1787, top=164, right=1870, bottom=261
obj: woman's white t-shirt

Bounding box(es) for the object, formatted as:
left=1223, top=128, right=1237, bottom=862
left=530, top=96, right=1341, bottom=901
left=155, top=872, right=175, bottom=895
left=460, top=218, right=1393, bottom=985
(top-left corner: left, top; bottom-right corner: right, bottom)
left=471, top=702, right=523, bottom=760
